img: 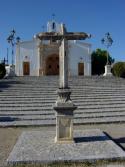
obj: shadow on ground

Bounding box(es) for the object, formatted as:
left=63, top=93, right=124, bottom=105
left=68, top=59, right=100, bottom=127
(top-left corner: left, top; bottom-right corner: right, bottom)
left=104, top=132, right=125, bottom=151
left=0, top=78, right=24, bottom=92
left=74, top=135, right=108, bottom=143
left=0, top=117, right=19, bottom=122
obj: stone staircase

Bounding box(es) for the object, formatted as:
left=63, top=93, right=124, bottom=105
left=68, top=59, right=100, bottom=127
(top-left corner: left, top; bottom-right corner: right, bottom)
left=0, top=76, right=125, bottom=127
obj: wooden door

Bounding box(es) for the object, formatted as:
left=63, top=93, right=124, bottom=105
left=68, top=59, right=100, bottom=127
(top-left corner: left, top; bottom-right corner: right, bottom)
left=23, top=62, right=30, bottom=75
left=78, top=63, right=84, bottom=75
left=45, top=55, right=59, bottom=75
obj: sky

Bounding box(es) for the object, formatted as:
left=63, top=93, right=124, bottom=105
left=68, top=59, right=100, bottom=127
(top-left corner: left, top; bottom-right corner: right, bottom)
left=0, top=0, right=125, bottom=63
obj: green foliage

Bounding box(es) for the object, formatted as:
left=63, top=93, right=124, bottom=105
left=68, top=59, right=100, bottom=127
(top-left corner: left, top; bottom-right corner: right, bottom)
left=112, top=62, right=125, bottom=78
left=0, top=63, right=6, bottom=79
left=91, top=48, right=114, bottom=75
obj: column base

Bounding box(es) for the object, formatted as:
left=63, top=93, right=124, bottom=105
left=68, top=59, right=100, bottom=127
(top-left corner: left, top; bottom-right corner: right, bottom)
left=103, top=65, right=112, bottom=76
left=55, top=136, right=74, bottom=144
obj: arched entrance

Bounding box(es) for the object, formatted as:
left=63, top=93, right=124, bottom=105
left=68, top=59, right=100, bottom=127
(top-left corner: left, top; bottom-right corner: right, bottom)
left=78, top=62, right=84, bottom=75
left=45, top=54, right=59, bottom=75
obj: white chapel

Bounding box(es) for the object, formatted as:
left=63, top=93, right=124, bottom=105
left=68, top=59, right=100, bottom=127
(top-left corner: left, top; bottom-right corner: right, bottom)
left=15, top=21, right=92, bottom=76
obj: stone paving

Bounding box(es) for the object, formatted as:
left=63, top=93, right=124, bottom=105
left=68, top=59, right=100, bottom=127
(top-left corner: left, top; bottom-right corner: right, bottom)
left=7, top=129, right=125, bottom=165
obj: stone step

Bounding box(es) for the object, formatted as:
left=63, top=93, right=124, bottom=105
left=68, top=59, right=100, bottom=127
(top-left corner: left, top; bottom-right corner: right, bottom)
left=1, top=91, right=125, bottom=96
left=0, top=96, right=125, bottom=104
left=0, top=104, right=125, bottom=112
left=1, top=116, right=125, bottom=127
left=75, top=112, right=125, bottom=118
left=1, top=76, right=125, bottom=126
left=0, top=107, right=125, bottom=114
left=0, top=84, right=124, bottom=90
left=1, top=100, right=125, bottom=107
left=1, top=111, right=125, bottom=121
left=4, top=81, right=119, bottom=84
left=0, top=93, right=125, bottom=98
left=75, top=116, right=125, bottom=124
left=1, top=96, right=125, bottom=101
left=0, top=107, right=125, bottom=115
left=1, top=87, right=125, bottom=91
left=2, top=85, right=125, bottom=89
left=1, top=85, right=125, bottom=89
left=2, top=79, right=125, bottom=83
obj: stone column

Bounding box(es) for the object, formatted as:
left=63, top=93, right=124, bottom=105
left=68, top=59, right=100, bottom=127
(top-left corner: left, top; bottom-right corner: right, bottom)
left=40, top=45, right=46, bottom=76
left=59, top=38, right=68, bottom=88
left=53, top=24, right=77, bottom=143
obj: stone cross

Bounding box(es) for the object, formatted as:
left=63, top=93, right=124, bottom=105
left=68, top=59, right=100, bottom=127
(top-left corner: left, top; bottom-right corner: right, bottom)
left=37, top=24, right=90, bottom=143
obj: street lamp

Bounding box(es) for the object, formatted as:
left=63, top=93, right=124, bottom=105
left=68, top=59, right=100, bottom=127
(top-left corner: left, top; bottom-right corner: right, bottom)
left=7, top=29, right=20, bottom=66
left=101, top=32, right=113, bottom=76
left=101, top=32, right=113, bottom=65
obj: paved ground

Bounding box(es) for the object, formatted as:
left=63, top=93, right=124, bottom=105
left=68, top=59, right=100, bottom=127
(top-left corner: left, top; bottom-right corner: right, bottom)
left=1, top=124, right=125, bottom=167
left=7, top=130, right=125, bottom=165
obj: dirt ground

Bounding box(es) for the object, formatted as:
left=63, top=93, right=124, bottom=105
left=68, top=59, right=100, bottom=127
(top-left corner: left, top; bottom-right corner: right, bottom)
left=0, top=124, right=125, bottom=167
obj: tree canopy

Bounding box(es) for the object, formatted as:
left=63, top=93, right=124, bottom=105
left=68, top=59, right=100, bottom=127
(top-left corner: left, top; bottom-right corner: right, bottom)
left=112, top=62, right=125, bottom=78
left=0, top=63, right=6, bottom=79
left=91, top=48, right=114, bottom=75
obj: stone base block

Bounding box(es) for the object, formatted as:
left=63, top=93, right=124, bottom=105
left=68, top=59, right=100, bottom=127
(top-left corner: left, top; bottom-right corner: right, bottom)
left=103, top=65, right=112, bottom=76
left=55, top=114, right=74, bottom=143
left=7, top=129, right=125, bottom=165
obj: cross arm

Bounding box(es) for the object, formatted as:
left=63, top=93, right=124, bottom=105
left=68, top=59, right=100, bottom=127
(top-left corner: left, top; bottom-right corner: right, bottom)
left=36, top=32, right=62, bottom=40
left=65, top=32, right=91, bottom=40
left=36, top=32, right=91, bottom=41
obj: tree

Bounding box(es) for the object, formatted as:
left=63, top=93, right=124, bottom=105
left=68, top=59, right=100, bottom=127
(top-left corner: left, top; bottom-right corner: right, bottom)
left=0, top=63, right=6, bottom=79
left=112, top=62, right=125, bottom=78
left=91, top=48, right=114, bottom=75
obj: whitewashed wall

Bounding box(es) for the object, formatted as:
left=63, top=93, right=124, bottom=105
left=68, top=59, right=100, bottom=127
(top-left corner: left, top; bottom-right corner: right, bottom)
left=15, top=39, right=91, bottom=76
left=68, top=41, right=91, bottom=76
left=15, top=39, right=40, bottom=76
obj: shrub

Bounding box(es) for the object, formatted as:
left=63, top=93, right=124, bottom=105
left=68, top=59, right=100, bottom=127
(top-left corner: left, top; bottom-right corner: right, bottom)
left=112, top=62, right=125, bottom=78
left=0, top=63, right=6, bottom=79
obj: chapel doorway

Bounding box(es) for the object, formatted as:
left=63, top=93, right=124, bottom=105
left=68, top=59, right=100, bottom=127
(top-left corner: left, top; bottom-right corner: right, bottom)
left=78, top=62, right=84, bottom=75
left=23, top=62, right=30, bottom=75
left=45, top=54, right=59, bottom=75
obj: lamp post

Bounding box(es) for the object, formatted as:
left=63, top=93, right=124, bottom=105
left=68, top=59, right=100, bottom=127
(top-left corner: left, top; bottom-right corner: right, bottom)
left=7, top=29, right=20, bottom=66
left=101, top=32, right=113, bottom=76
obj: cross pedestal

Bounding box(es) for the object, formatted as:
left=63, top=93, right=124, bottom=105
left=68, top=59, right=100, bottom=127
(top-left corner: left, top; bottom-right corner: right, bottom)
left=54, top=89, right=76, bottom=143
left=103, top=64, right=112, bottom=76
left=37, top=24, right=90, bottom=143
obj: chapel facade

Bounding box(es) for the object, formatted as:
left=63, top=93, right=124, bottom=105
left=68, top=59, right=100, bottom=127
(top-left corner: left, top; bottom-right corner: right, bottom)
left=15, top=21, right=92, bottom=76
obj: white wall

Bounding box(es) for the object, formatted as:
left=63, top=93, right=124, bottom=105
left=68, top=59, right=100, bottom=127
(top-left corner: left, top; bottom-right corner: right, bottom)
left=68, top=41, right=91, bottom=76
left=15, top=39, right=91, bottom=76
left=15, top=39, right=40, bottom=76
